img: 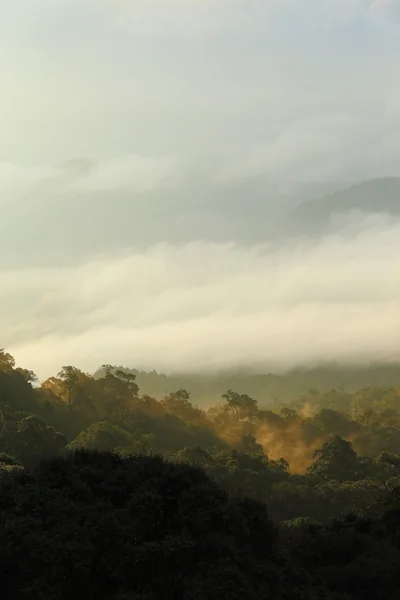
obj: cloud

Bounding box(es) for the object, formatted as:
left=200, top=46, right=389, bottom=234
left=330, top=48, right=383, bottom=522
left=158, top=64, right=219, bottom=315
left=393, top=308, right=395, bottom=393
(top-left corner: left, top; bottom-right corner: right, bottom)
left=0, top=0, right=398, bottom=170
left=65, top=155, right=180, bottom=194
left=106, top=1, right=373, bottom=36
left=0, top=154, right=179, bottom=198
left=370, top=0, right=400, bottom=22
left=3, top=215, right=400, bottom=380
left=214, top=113, right=391, bottom=184
left=105, top=0, right=261, bottom=36
left=1, top=0, right=400, bottom=383
left=0, top=162, right=62, bottom=196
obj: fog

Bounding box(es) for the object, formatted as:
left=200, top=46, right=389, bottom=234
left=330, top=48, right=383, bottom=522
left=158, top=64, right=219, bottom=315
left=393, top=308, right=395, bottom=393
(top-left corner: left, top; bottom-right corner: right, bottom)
left=2, top=0, right=400, bottom=379
left=2, top=211, right=399, bottom=380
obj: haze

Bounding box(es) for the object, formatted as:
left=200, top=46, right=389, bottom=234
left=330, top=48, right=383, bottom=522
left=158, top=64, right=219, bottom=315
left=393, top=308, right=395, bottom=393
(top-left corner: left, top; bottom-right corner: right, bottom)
left=2, top=0, right=400, bottom=380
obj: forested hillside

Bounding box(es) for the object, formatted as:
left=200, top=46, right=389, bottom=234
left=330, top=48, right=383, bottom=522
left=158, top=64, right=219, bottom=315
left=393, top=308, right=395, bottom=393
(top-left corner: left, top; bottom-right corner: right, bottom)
left=94, top=363, right=400, bottom=408
left=2, top=348, right=400, bottom=598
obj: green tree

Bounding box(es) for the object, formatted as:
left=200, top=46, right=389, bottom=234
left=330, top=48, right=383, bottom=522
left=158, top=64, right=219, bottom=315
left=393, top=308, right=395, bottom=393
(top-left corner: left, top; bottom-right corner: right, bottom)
left=222, top=390, right=258, bottom=420
left=68, top=421, right=134, bottom=452
left=238, top=434, right=264, bottom=456
left=0, top=349, right=15, bottom=372
left=58, top=366, right=82, bottom=406
left=307, top=435, right=359, bottom=482
left=0, top=451, right=283, bottom=600
left=161, top=389, right=207, bottom=426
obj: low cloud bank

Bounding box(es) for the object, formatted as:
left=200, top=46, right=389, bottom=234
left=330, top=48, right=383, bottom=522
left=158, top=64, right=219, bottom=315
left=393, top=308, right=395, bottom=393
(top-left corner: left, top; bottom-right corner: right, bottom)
left=2, top=214, right=400, bottom=380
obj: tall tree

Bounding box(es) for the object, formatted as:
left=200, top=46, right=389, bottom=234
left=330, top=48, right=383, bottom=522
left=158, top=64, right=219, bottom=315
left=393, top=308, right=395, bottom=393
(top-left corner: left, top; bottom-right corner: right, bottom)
left=222, top=390, right=259, bottom=420
left=0, top=349, right=15, bottom=372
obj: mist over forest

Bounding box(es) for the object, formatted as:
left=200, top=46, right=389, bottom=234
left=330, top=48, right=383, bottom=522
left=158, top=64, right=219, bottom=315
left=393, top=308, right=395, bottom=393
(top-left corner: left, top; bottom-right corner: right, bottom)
left=3, top=175, right=400, bottom=380
left=3, top=347, right=400, bottom=597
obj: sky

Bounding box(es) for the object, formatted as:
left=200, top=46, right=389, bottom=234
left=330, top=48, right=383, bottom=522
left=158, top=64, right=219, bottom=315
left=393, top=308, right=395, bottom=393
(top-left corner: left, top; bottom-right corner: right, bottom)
left=2, top=0, right=400, bottom=379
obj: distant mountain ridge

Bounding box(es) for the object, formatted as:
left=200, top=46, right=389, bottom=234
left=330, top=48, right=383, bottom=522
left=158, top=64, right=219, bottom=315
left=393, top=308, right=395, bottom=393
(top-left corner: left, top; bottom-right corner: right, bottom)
left=290, top=177, right=400, bottom=231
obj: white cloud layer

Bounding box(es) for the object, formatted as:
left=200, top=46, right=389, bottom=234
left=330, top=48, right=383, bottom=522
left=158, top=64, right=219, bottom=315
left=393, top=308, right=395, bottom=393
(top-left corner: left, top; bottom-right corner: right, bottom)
left=65, top=155, right=180, bottom=194
left=370, top=0, right=400, bottom=22
left=0, top=0, right=399, bottom=167
left=1, top=0, right=400, bottom=378
left=3, top=215, right=400, bottom=380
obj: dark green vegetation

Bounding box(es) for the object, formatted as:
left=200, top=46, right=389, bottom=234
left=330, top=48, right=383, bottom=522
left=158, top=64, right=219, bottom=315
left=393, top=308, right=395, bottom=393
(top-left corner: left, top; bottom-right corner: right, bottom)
left=94, top=362, right=400, bottom=408
left=2, top=349, right=400, bottom=599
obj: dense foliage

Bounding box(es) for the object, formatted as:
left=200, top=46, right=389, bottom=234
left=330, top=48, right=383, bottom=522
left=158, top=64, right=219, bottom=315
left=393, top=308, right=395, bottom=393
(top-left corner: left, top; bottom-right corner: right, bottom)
left=94, top=363, right=400, bottom=408
left=2, top=349, right=400, bottom=598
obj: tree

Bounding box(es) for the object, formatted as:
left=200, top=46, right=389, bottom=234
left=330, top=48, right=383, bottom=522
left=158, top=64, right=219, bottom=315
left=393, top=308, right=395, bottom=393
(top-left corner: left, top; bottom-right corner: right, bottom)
left=0, top=356, right=38, bottom=413
left=14, top=368, right=38, bottom=385
left=222, top=390, right=258, bottom=420
left=68, top=422, right=134, bottom=452
left=312, top=408, right=359, bottom=438
left=161, top=388, right=191, bottom=411
left=114, top=370, right=139, bottom=396
left=161, top=389, right=207, bottom=426
left=41, top=376, right=66, bottom=402
left=0, top=349, right=15, bottom=372
left=307, top=435, right=359, bottom=482
left=1, top=415, right=67, bottom=469
left=58, top=366, right=82, bottom=406
left=0, top=451, right=283, bottom=600
left=98, top=366, right=140, bottom=411
left=174, top=446, right=215, bottom=468
left=238, top=434, right=264, bottom=456
left=116, top=433, right=159, bottom=457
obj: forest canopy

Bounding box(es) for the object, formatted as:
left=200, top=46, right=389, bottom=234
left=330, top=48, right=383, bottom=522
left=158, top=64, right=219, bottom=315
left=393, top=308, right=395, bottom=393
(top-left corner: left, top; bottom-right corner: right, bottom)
left=2, top=348, right=400, bottom=598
